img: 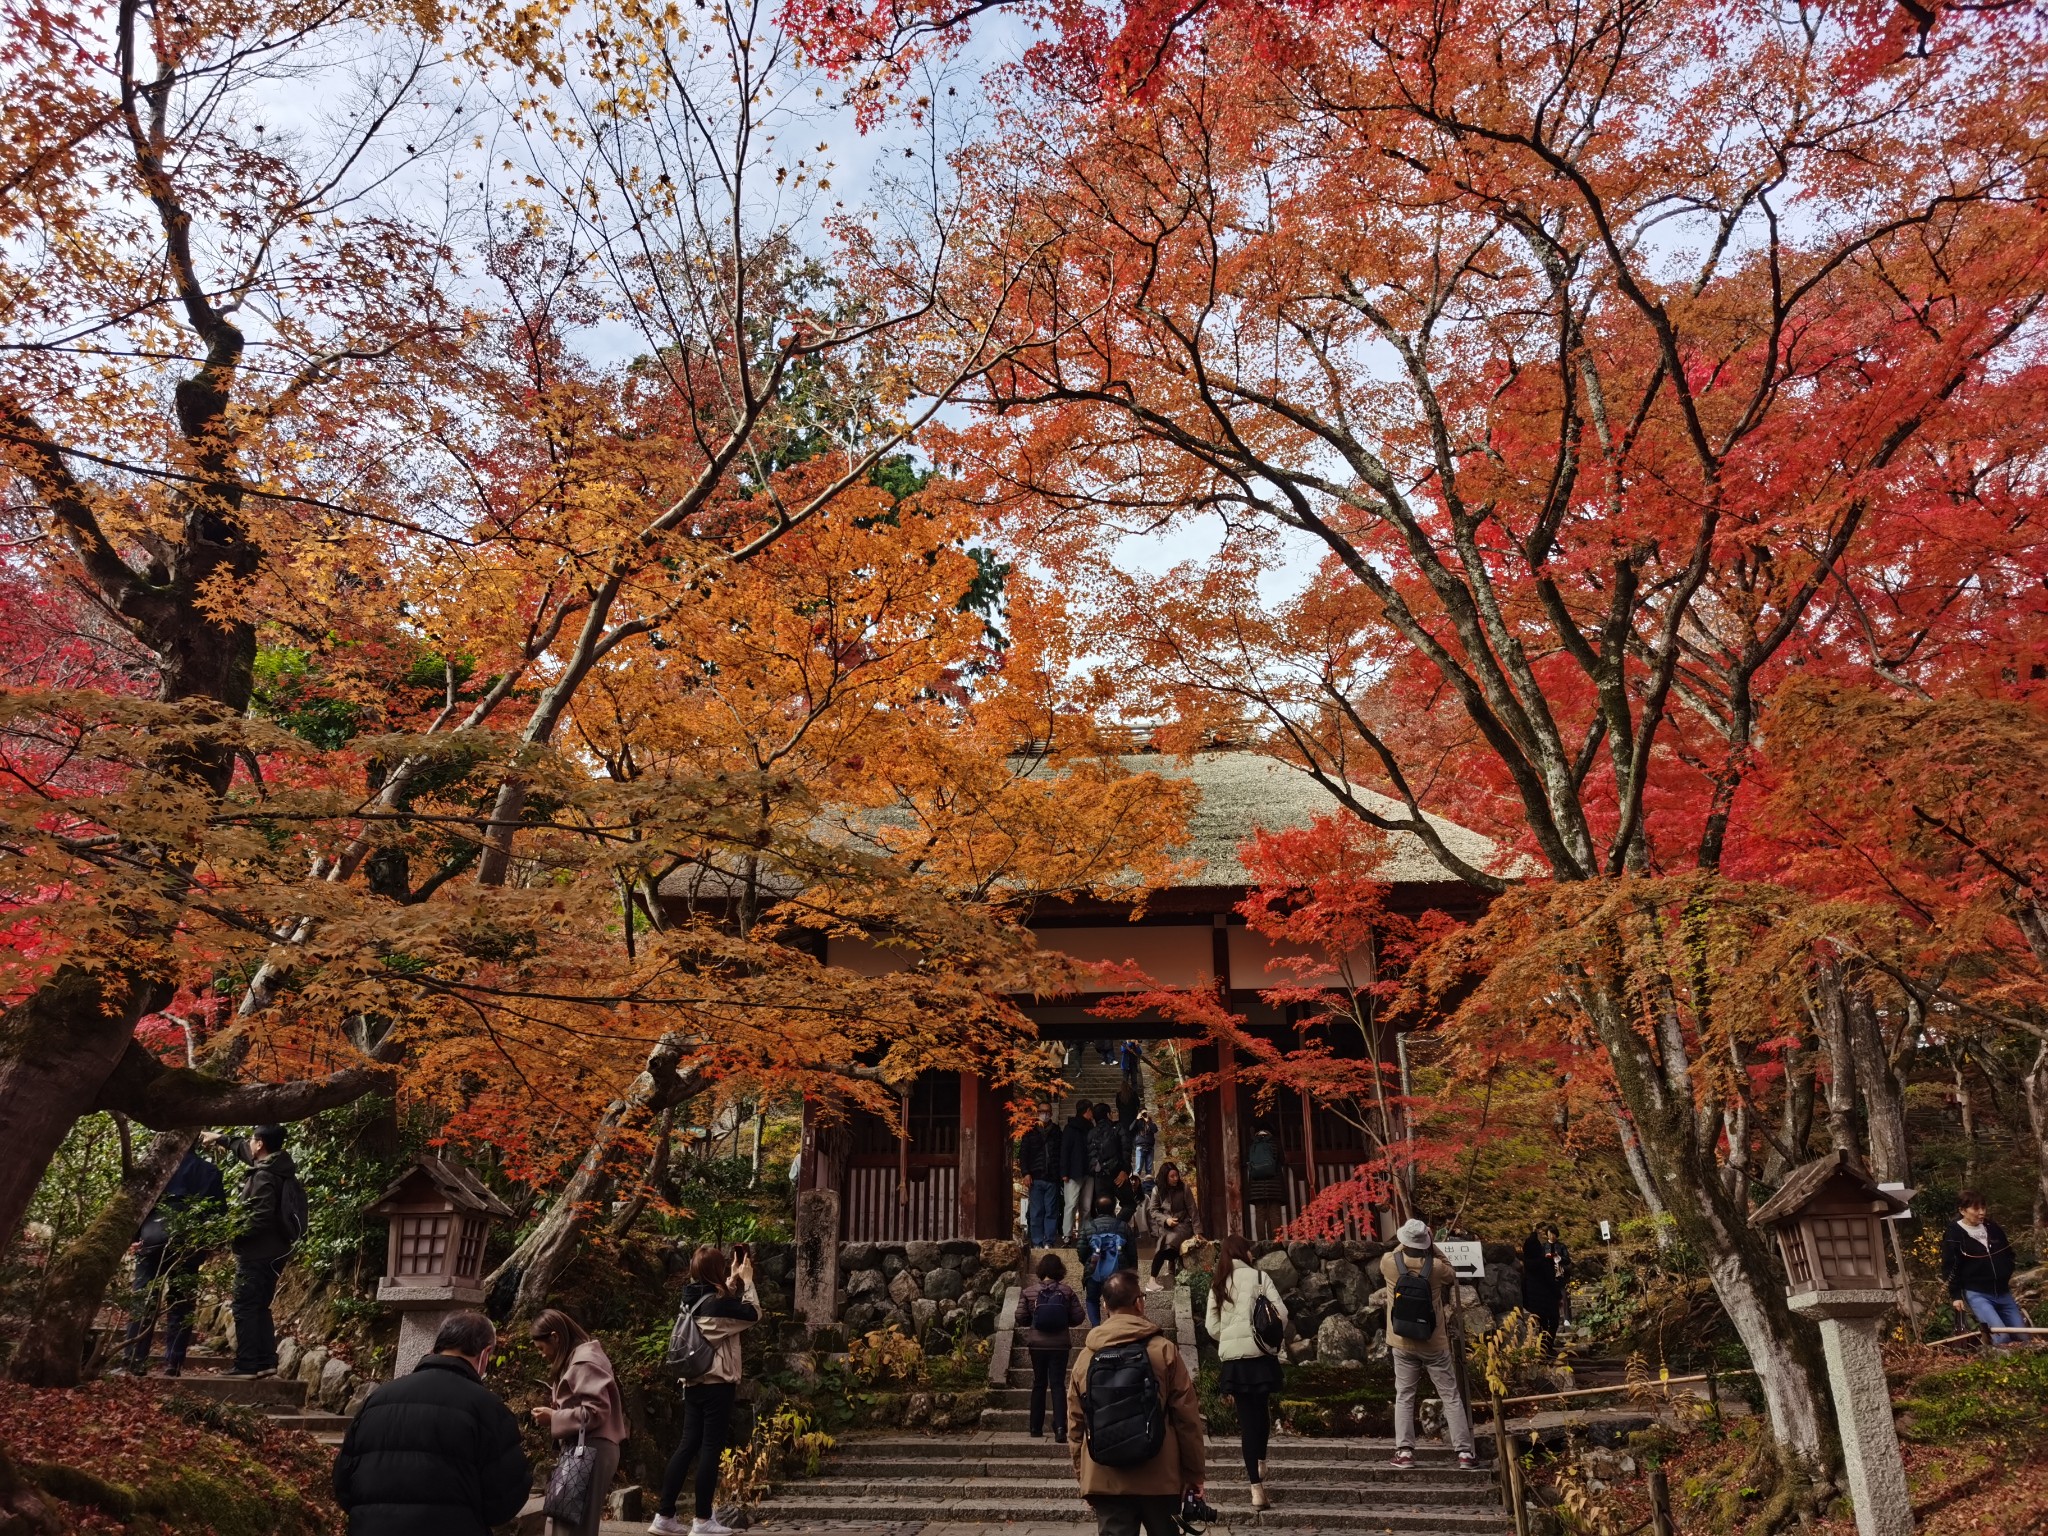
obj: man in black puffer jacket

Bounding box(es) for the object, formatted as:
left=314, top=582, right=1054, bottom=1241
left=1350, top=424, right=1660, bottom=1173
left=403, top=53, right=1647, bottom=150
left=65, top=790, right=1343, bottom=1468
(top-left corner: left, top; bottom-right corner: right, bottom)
left=1061, top=1105, right=1095, bottom=1241
left=1086, top=1101, right=1126, bottom=1187
left=333, top=1311, right=530, bottom=1536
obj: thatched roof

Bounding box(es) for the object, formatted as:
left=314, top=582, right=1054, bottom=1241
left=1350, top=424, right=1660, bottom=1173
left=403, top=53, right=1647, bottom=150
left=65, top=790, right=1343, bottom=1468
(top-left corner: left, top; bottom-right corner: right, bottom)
left=654, top=748, right=1504, bottom=902
left=1113, top=751, right=1502, bottom=887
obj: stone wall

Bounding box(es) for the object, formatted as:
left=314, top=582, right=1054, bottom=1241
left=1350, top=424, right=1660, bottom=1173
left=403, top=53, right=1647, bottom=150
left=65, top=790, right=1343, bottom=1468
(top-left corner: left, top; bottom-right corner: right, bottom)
left=1195, top=1239, right=1525, bottom=1364
left=831, top=1239, right=1021, bottom=1347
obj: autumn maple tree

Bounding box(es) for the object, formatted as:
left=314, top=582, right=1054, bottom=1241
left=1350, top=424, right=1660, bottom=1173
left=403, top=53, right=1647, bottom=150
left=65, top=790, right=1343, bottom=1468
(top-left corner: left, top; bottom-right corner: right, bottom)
left=0, top=0, right=1191, bottom=1373
left=927, top=0, right=2048, bottom=1491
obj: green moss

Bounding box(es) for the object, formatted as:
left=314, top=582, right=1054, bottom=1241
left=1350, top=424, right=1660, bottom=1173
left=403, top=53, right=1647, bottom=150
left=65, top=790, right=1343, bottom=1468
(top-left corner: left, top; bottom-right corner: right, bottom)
left=1276, top=1362, right=1394, bottom=1437
left=1898, top=1350, right=2048, bottom=1447
left=30, top=1462, right=137, bottom=1518
left=134, top=1461, right=325, bottom=1536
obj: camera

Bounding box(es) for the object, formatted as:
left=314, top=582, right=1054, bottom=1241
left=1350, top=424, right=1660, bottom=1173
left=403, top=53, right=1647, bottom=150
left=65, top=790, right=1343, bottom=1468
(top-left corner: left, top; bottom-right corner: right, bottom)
left=1177, top=1490, right=1220, bottom=1534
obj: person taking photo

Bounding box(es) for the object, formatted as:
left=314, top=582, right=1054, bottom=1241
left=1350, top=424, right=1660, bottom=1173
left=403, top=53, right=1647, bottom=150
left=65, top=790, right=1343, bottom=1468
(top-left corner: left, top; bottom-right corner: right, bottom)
left=649, top=1244, right=761, bottom=1536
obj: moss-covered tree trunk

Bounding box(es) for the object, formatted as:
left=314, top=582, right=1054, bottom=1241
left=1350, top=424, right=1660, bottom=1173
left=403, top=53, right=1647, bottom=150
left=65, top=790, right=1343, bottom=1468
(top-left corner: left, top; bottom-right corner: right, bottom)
left=487, top=1033, right=703, bottom=1315
left=10, top=1131, right=194, bottom=1388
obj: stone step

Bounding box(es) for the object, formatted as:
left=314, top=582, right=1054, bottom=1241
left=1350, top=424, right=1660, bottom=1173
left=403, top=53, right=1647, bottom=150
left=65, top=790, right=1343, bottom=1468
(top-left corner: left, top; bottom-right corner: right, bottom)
left=833, top=1433, right=1484, bottom=1461
left=756, top=1497, right=1508, bottom=1531
left=269, top=1412, right=353, bottom=1434
left=150, top=1374, right=309, bottom=1409
left=830, top=1458, right=1489, bottom=1490
left=790, top=1476, right=1496, bottom=1509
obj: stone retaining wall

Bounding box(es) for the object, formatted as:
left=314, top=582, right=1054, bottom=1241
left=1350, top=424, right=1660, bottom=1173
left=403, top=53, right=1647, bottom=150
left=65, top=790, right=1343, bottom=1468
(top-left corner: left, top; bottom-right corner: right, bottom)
left=1196, top=1239, right=1525, bottom=1364
left=782, top=1229, right=1524, bottom=1364
left=832, top=1239, right=1022, bottom=1346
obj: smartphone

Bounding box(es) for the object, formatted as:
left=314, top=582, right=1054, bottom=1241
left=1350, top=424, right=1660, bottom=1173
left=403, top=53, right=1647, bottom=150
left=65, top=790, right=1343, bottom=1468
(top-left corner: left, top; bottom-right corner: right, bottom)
left=732, top=1241, right=750, bottom=1263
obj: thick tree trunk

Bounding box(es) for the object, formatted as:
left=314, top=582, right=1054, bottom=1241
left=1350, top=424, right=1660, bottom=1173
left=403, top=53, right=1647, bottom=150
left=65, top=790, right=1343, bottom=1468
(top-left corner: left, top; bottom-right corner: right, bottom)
left=495, top=1112, right=623, bottom=1316
left=2025, top=1042, right=2048, bottom=1232
left=1590, top=984, right=1833, bottom=1479
left=487, top=1034, right=705, bottom=1315
left=1813, top=969, right=1862, bottom=1160
left=1639, top=1109, right=1832, bottom=1474
left=1846, top=988, right=1910, bottom=1186
left=1607, top=1100, right=1675, bottom=1248
left=11, top=1131, right=193, bottom=1387
left=0, top=971, right=168, bottom=1257
left=1766, top=1034, right=1818, bottom=1184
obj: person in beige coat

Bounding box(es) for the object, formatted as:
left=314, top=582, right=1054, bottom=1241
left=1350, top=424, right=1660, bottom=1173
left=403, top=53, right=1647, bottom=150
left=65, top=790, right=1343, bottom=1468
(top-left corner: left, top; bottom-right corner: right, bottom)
left=530, top=1309, right=628, bottom=1536
left=1066, top=1270, right=1206, bottom=1536
left=650, top=1244, right=761, bottom=1536
left=1379, top=1219, right=1476, bottom=1469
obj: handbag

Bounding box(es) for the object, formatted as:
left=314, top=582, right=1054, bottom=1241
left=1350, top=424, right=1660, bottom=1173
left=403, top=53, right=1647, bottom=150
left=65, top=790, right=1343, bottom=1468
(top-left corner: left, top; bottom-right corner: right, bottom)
left=1250, top=1273, right=1286, bottom=1356
left=543, top=1426, right=598, bottom=1527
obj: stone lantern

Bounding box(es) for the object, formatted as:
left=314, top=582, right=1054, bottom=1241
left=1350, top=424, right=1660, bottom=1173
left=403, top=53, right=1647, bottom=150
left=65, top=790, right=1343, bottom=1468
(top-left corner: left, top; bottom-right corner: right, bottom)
left=1750, top=1150, right=1912, bottom=1536
left=370, top=1156, right=514, bottom=1378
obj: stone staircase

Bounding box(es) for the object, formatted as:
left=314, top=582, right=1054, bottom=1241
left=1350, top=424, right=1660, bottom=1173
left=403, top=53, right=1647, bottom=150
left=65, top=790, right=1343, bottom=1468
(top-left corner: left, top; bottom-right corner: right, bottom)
left=142, top=1352, right=352, bottom=1446
left=757, top=1286, right=1509, bottom=1534
left=757, top=1431, right=1506, bottom=1532
left=1059, top=1047, right=1134, bottom=1118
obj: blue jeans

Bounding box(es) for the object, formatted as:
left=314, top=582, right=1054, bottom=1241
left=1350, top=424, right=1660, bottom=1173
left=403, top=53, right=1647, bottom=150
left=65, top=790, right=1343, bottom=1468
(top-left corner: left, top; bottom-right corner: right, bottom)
left=1084, top=1278, right=1104, bottom=1325
left=1964, top=1290, right=2029, bottom=1346
left=1027, top=1178, right=1062, bottom=1248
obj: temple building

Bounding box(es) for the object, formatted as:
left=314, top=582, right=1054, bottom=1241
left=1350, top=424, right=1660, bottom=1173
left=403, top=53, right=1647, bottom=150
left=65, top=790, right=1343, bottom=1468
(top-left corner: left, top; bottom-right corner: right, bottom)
left=775, top=750, right=1495, bottom=1243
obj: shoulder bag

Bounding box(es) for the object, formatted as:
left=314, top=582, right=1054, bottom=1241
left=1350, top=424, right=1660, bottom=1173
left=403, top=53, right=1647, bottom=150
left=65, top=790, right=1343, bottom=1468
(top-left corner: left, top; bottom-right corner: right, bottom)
left=543, top=1426, right=598, bottom=1527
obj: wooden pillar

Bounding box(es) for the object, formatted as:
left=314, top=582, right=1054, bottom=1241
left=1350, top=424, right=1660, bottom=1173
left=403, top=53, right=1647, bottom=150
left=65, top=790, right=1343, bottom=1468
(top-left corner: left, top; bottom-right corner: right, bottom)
left=1212, top=915, right=1245, bottom=1236
left=957, top=1070, right=979, bottom=1241
left=897, top=1085, right=911, bottom=1217
left=1219, top=1045, right=1245, bottom=1237
left=1299, top=1086, right=1320, bottom=1201
left=1293, top=1006, right=1320, bottom=1205
left=799, top=1096, right=821, bottom=1191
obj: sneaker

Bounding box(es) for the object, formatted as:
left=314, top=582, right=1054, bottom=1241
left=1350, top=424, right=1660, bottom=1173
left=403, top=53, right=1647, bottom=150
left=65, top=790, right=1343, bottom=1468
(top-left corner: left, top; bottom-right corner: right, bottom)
left=1390, top=1449, right=1414, bottom=1469
left=1458, top=1450, right=1478, bottom=1469
left=648, top=1518, right=688, bottom=1535
left=691, top=1520, right=734, bottom=1536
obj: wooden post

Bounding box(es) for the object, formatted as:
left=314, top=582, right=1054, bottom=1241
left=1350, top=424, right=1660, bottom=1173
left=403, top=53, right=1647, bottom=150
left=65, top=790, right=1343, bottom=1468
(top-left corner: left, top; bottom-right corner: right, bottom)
left=1490, top=1389, right=1514, bottom=1516
left=1298, top=1022, right=1320, bottom=1204
left=1490, top=1384, right=1523, bottom=1536
left=1648, top=1467, right=1675, bottom=1536
left=897, top=1085, right=911, bottom=1214
left=957, top=1070, right=980, bottom=1242
left=1218, top=1044, right=1245, bottom=1238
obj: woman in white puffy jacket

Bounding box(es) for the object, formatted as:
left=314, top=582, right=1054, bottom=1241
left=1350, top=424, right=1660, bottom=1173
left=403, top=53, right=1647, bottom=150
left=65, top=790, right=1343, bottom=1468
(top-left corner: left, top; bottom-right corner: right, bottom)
left=1203, top=1233, right=1288, bottom=1510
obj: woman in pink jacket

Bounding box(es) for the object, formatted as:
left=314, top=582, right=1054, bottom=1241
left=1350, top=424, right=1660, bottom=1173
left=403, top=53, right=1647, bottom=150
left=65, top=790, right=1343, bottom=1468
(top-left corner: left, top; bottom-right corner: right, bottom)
left=531, top=1309, right=628, bottom=1536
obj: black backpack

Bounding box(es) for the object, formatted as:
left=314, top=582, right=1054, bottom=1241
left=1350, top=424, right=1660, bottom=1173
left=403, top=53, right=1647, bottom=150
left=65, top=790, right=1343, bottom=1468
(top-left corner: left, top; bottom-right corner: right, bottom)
left=1083, top=1338, right=1166, bottom=1468
left=664, top=1293, right=716, bottom=1381
left=1033, top=1285, right=1072, bottom=1335
left=1389, top=1253, right=1438, bottom=1341
left=277, top=1170, right=310, bottom=1247
left=1249, top=1273, right=1285, bottom=1355
left=1246, top=1135, right=1281, bottom=1182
